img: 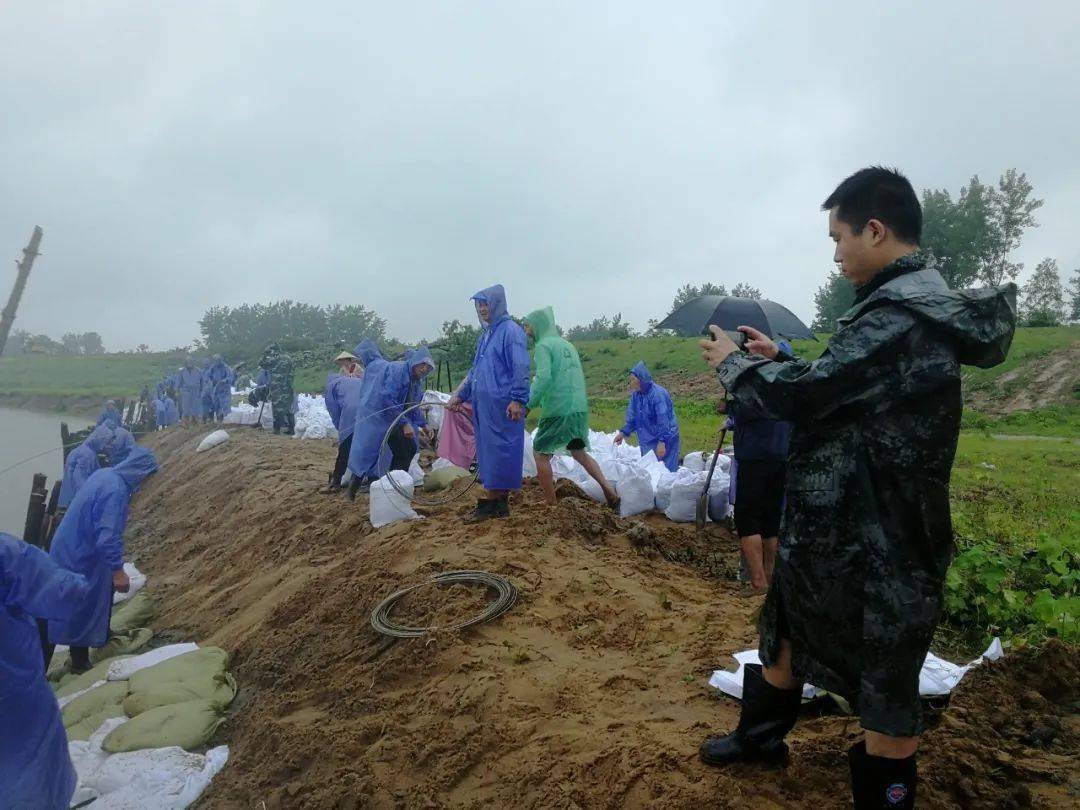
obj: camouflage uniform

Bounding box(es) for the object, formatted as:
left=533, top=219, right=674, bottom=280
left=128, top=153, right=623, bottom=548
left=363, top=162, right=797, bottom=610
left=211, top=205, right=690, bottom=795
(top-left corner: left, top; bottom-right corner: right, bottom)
left=260, top=344, right=296, bottom=435
left=716, top=253, right=1016, bottom=736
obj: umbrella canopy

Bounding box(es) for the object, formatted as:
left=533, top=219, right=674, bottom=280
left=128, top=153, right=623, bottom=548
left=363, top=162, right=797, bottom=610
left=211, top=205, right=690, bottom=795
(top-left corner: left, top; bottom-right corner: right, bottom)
left=656, top=296, right=816, bottom=340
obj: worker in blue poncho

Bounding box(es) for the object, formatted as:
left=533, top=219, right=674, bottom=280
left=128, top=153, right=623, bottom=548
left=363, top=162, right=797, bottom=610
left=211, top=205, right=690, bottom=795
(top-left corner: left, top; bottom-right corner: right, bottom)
left=204, top=354, right=234, bottom=422
left=176, top=357, right=204, bottom=425
left=47, top=447, right=158, bottom=673
left=58, top=424, right=114, bottom=509
left=448, top=284, right=531, bottom=523
left=347, top=345, right=434, bottom=499
left=1, top=533, right=92, bottom=810
left=614, top=361, right=682, bottom=472
left=96, top=399, right=121, bottom=429
left=322, top=348, right=368, bottom=492
left=108, top=426, right=136, bottom=465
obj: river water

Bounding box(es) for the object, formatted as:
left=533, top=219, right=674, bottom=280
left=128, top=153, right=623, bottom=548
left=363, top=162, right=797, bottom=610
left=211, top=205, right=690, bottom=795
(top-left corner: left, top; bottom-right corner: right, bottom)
left=0, top=406, right=95, bottom=536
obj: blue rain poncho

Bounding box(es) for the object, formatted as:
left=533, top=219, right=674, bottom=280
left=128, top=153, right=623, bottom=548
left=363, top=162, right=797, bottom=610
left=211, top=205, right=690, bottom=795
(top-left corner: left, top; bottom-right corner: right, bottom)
left=48, top=447, right=158, bottom=648
left=621, top=361, right=681, bottom=472
left=177, top=363, right=203, bottom=419
left=164, top=395, right=179, bottom=426
left=108, top=427, right=136, bottom=465
left=153, top=397, right=168, bottom=426
left=1, top=533, right=92, bottom=810
left=324, top=374, right=364, bottom=444
left=58, top=424, right=114, bottom=509
left=347, top=346, right=433, bottom=479
left=205, top=356, right=234, bottom=417
left=200, top=359, right=216, bottom=415
left=96, top=401, right=121, bottom=429
left=458, top=285, right=531, bottom=491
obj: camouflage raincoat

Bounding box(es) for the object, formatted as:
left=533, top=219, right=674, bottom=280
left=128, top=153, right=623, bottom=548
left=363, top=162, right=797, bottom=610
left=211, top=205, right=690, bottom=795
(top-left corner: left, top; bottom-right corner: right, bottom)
left=716, top=253, right=1016, bottom=736
left=259, top=344, right=296, bottom=418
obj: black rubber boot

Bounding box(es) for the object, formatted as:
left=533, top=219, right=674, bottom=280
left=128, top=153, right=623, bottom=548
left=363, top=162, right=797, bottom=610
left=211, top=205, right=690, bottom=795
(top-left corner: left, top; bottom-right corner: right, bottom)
left=492, top=496, right=510, bottom=518
left=463, top=498, right=496, bottom=524
left=699, top=663, right=802, bottom=767
left=848, top=742, right=917, bottom=809
left=347, top=477, right=369, bottom=502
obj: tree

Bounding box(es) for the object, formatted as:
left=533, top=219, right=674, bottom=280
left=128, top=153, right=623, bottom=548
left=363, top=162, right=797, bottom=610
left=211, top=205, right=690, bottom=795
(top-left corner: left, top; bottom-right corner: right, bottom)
left=565, top=313, right=636, bottom=341
left=1068, top=267, right=1080, bottom=322
left=984, top=169, right=1043, bottom=286
left=921, top=176, right=996, bottom=288
left=1020, top=258, right=1066, bottom=327
left=81, top=332, right=105, bottom=354
left=61, top=333, right=83, bottom=355
left=671, top=282, right=727, bottom=312
left=810, top=269, right=855, bottom=332
left=1, top=329, right=29, bottom=356
left=730, top=282, right=763, bottom=299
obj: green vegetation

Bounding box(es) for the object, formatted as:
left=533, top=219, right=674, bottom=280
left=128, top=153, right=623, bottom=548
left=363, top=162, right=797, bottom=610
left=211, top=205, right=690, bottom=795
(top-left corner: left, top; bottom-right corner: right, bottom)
left=0, top=351, right=187, bottom=404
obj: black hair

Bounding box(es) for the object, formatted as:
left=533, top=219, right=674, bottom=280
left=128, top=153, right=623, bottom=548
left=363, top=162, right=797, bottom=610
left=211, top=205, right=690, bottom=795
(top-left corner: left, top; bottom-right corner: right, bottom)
left=822, top=166, right=922, bottom=245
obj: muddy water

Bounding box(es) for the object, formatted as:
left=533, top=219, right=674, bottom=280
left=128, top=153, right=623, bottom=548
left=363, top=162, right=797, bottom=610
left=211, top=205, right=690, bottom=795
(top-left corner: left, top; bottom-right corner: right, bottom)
left=0, top=406, right=92, bottom=536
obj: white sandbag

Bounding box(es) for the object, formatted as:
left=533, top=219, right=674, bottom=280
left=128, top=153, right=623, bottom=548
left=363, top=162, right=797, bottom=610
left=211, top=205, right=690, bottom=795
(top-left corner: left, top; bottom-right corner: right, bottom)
left=421, top=389, right=450, bottom=431
left=107, top=644, right=200, bottom=682
left=654, top=470, right=677, bottom=511
left=575, top=475, right=607, bottom=503
left=635, top=451, right=670, bottom=488
left=549, top=454, right=579, bottom=481
left=303, top=423, right=328, bottom=440
left=113, top=563, right=147, bottom=605
left=431, top=457, right=455, bottom=472
left=598, top=458, right=623, bottom=487
left=522, top=431, right=537, bottom=479
left=408, top=454, right=425, bottom=487
left=665, top=468, right=707, bottom=522
left=69, top=716, right=229, bottom=810
left=369, top=470, right=420, bottom=528
left=682, top=451, right=707, bottom=473
left=616, top=464, right=654, bottom=517
left=195, top=430, right=229, bottom=453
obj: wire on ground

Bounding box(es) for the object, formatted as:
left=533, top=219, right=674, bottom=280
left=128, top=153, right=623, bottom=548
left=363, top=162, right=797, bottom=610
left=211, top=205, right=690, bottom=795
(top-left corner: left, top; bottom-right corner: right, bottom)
left=370, top=570, right=518, bottom=639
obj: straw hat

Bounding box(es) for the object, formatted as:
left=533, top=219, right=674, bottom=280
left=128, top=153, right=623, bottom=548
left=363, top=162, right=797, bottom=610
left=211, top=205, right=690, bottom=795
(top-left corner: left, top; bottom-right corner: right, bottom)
left=334, top=351, right=359, bottom=363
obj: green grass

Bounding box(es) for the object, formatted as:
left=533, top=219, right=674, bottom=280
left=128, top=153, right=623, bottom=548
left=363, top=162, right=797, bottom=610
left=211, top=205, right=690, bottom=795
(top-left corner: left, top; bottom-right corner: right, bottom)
left=0, top=352, right=188, bottom=402
left=961, top=325, right=1080, bottom=395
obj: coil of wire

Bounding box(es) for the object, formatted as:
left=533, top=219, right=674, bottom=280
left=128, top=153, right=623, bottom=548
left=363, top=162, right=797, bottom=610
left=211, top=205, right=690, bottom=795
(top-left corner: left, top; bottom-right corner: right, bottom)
left=370, top=570, right=518, bottom=639
left=380, top=400, right=479, bottom=506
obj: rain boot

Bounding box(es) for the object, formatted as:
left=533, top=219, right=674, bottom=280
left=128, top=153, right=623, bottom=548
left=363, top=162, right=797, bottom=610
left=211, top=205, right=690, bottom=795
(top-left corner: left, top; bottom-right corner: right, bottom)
left=492, top=495, right=510, bottom=518
left=699, top=663, right=802, bottom=767
left=848, top=742, right=917, bottom=809
left=463, top=498, right=496, bottom=524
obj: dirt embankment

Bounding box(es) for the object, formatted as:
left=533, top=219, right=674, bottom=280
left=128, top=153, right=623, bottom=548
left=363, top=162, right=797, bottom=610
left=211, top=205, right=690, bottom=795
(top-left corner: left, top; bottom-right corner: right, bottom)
left=125, top=428, right=1079, bottom=809
left=966, top=342, right=1080, bottom=414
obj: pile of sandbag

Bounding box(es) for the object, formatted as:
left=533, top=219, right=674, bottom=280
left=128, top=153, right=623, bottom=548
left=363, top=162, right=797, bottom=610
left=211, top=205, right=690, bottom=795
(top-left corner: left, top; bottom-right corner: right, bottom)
left=293, top=392, right=338, bottom=440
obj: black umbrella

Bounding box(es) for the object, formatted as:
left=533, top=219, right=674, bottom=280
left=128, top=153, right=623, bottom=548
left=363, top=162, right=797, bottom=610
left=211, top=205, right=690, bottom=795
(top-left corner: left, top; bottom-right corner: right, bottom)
left=656, top=296, right=816, bottom=340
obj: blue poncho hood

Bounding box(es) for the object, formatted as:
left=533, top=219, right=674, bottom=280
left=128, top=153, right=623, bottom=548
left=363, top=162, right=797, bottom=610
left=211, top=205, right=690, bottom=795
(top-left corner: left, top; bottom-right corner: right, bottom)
left=471, top=284, right=509, bottom=326
left=408, top=346, right=435, bottom=377
left=108, top=428, right=137, bottom=465
left=111, top=446, right=158, bottom=492
left=630, top=361, right=654, bottom=392
left=353, top=339, right=384, bottom=366
left=85, top=425, right=114, bottom=454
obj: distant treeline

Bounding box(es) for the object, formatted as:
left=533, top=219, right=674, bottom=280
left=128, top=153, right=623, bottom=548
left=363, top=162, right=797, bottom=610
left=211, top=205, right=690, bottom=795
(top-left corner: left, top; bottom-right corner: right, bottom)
left=1, top=329, right=106, bottom=357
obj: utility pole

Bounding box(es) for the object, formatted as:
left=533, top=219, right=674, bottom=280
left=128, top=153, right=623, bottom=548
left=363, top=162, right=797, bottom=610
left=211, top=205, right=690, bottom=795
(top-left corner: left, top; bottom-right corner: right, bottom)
left=0, top=226, right=44, bottom=357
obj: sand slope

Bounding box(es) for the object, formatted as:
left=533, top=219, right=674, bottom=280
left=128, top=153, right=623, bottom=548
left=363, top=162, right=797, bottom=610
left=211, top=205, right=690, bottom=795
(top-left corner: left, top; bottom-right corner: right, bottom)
left=125, top=428, right=1078, bottom=809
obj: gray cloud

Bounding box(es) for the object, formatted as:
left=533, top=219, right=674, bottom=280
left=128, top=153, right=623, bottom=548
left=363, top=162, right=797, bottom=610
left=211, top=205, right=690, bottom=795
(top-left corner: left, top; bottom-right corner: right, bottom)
left=1, top=2, right=1078, bottom=350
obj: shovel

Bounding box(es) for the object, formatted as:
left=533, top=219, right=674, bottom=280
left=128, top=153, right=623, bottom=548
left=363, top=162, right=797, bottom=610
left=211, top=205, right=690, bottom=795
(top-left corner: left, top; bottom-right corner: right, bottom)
left=695, top=427, right=728, bottom=531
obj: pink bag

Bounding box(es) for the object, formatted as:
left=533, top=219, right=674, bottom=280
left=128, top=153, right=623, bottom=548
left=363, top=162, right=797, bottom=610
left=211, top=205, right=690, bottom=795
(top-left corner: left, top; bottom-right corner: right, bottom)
left=437, top=403, right=476, bottom=469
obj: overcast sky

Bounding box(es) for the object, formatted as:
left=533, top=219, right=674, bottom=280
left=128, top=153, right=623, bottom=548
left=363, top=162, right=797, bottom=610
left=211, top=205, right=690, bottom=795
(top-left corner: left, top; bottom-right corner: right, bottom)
left=1, top=2, right=1078, bottom=350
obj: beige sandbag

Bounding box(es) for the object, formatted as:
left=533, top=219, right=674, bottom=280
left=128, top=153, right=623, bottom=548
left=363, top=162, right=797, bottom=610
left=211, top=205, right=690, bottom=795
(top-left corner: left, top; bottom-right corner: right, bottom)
left=90, top=628, right=154, bottom=665
left=110, top=591, right=157, bottom=634
left=123, top=673, right=238, bottom=717
left=55, top=655, right=134, bottom=699
left=66, top=703, right=128, bottom=742
left=129, top=647, right=229, bottom=693
left=47, top=649, right=70, bottom=682
left=423, top=465, right=470, bottom=492
left=102, top=699, right=226, bottom=753
left=62, top=681, right=130, bottom=728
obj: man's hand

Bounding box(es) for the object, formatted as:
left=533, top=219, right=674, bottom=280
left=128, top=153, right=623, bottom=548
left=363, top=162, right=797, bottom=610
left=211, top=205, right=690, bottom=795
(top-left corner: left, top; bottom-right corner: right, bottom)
left=402, top=423, right=416, bottom=440
left=506, top=401, right=525, bottom=421
left=112, top=569, right=131, bottom=593
left=739, top=326, right=779, bottom=359
left=447, top=395, right=462, bottom=412
left=655, top=441, right=667, bottom=460
left=613, top=431, right=625, bottom=445
left=700, top=326, right=739, bottom=369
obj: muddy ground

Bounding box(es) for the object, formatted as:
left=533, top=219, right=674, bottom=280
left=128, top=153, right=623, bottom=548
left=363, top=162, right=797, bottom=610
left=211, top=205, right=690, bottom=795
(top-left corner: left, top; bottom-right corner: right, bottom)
left=125, top=427, right=1079, bottom=809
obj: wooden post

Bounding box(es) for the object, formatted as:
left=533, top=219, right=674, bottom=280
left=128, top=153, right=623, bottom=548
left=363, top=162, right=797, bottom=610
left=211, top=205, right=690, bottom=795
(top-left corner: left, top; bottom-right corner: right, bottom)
left=0, top=226, right=43, bottom=356
left=22, top=473, right=48, bottom=548
left=43, top=480, right=62, bottom=551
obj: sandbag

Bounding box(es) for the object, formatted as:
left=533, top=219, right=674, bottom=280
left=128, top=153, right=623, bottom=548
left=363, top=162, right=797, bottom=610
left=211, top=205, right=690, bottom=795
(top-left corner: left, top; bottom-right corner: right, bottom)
left=654, top=470, right=677, bottom=512
left=682, top=452, right=707, bottom=473
left=47, top=648, right=70, bottom=682
left=665, top=468, right=707, bottom=523
left=423, top=465, right=469, bottom=492
left=110, top=590, right=157, bottom=634
left=616, top=464, right=655, bottom=517
left=408, top=454, right=425, bottom=487
left=90, top=628, right=154, bottom=665
left=102, top=699, right=226, bottom=753
left=112, top=562, right=146, bottom=605
left=196, top=430, right=229, bottom=453
left=66, top=703, right=128, bottom=742
left=522, top=431, right=537, bottom=479
left=109, top=643, right=200, bottom=681
left=56, top=656, right=134, bottom=699
left=63, top=681, right=130, bottom=729
left=129, top=647, right=229, bottom=693
left=708, top=488, right=731, bottom=522
left=369, top=470, right=419, bottom=529
left=124, top=673, right=237, bottom=718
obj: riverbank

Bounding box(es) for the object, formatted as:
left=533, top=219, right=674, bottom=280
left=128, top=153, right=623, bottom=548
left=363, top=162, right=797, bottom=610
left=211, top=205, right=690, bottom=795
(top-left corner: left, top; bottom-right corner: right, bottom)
left=0, top=391, right=101, bottom=416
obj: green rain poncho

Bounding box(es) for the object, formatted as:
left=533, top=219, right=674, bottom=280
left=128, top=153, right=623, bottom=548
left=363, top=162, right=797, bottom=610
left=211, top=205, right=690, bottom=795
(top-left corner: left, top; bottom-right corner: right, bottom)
left=524, top=307, right=588, bottom=417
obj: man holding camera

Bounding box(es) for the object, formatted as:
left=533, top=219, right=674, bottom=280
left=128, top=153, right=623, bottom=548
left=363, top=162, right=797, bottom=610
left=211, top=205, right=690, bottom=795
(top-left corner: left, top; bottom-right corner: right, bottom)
left=698, top=167, right=1016, bottom=808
